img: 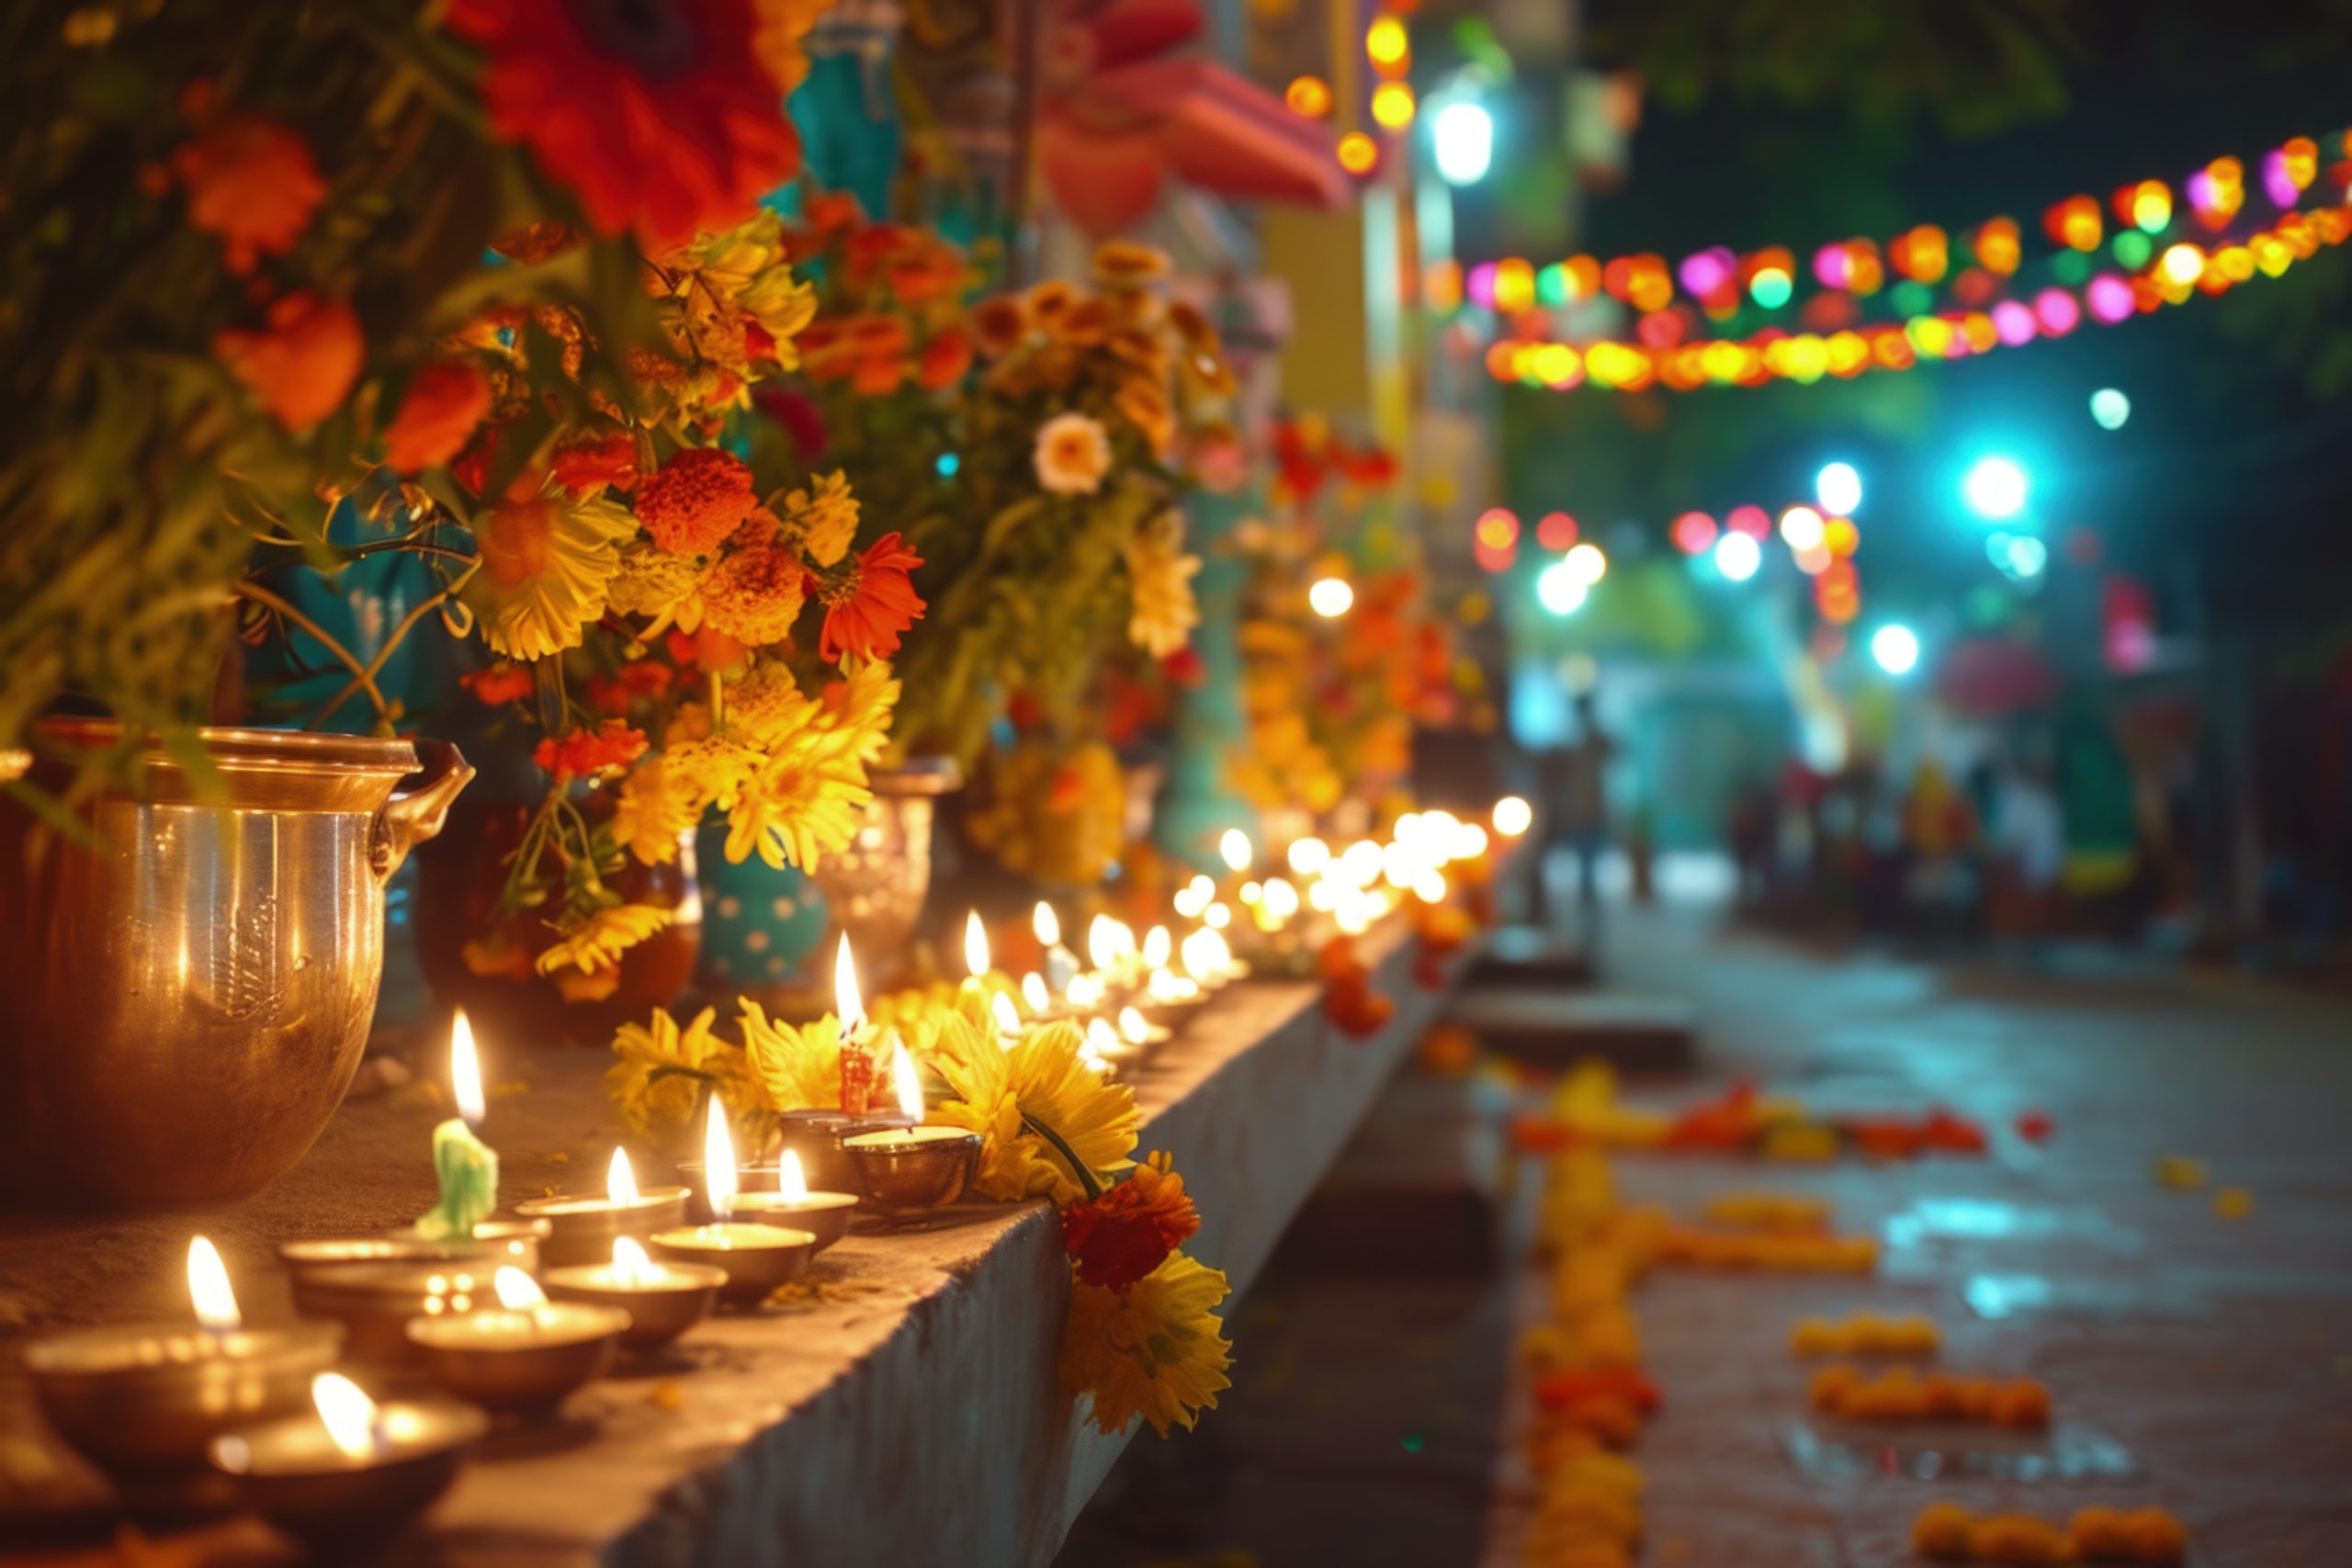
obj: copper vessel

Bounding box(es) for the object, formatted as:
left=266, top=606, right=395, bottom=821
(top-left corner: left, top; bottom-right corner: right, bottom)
left=0, top=720, right=472, bottom=1210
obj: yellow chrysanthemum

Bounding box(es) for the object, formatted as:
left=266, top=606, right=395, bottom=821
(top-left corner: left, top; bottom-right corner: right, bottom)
left=932, top=1021, right=1139, bottom=1203
left=605, top=541, right=707, bottom=635
left=823, top=659, right=899, bottom=767
left=740, top=1000, right=844, bottom=1113
left=471, top=485, right=636, bottom=661
left=605, top=1004, right=757, bottom=1137
left=781, top=470, right=860, bottom=568
left=1125, top=511, right=1201, bottom=658
left=723, top=746, right=870, bottom=869
left=611, top=756, right=704, bottom=866
left=1058, top=1251, right=1233, bottom=1438
left=534, top=903, right=674, bottom=976
left=726, top=659, right=824, bottom=750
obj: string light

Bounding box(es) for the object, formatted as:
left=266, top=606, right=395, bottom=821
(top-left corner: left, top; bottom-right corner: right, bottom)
left=1285, top=76, right=1332, bottom=118
left=1336, top=132, right=1379, bottom=176
left=1370, top=82, right=1416, bottom=131
left=1365, top=16, right=1409, bottom=73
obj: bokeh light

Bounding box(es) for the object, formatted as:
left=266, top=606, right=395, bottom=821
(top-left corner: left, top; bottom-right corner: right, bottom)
left=1431, top=101, right=1494, bottom=186
left=1779, top=505, right=1826, bottom=550
left=1284, top=76, right=1332, bottom=118
left=2090, top=388, right=2132, bottom=430
left=1337, top=132, right=1378, bottom=176
left=1671, top=512, right=1719, bottom=555
left=1870, top=624, right=1921, bottom=676
left=1536, top=560, right=1589, bottom=615
left=1815, top=462, right=1862, bottom=516
left=1307, top=577, right=1353, bottom=617
left=1370, top=82, right=1416, bottom=130
left=1535, top=511, right=1578, bottom=550
left=1962, top=456, right=2029, bottom=520
left=1713, top=531, right=1762, bottom=581
left=1564, top=542, right=1608, bottom=584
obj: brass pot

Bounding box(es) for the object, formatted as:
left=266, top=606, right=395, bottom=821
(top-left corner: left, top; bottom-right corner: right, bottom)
left=0, top=720, right=473, bottom=1211
left=808, top=757, right=961, bottom=960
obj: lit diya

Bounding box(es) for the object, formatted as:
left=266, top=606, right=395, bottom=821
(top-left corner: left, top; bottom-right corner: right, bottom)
left=514, top=1147, right=690, bottom=1268
left=24, top=1237, right=341, bottom=1478
left=543, top=1236, right=724, bottom=1350
left=730, top=1149, right=858, bottom=1252
left=649, top=1099, right=815, bottom=1306
left=210, top=1371, right=485, bottom=1544
left=405, top=1267, right=628, bottom=1412
left=842, top=1042, right=979, bottom=1210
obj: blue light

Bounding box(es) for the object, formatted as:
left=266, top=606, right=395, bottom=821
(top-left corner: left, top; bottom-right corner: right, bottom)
left=2089, top=389, right=2131, bottom=431
left=1962, top=456, right=2029, bottom=521
left=1536, top=559, right=1589, bottom=615
left=935, top=452, right=961, bottom=478
left=1431, top=102, right=1494, bottom=187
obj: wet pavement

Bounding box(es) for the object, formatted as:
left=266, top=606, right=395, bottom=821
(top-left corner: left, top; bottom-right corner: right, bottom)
left=1059, top=890, right=2352, bottom=1567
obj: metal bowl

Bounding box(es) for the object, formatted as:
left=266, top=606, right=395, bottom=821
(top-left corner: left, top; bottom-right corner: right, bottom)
left=730, top=1190, right=858, bottom=1253
left=405, top=1304, right=628, bottom=1412
left=210, top=1393, right=486, bottom=1543
left=23, top=1319, right=344, bottom=1477
left=542, top=1260, right=726, bottom=1350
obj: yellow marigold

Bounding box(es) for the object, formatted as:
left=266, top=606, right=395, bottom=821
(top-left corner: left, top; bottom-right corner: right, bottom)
left=1024, top=279, right=1077, bottom=322
left=820, top=659, right=899, bottom=767
left=931, top=1020, right=1139, bottom=1203
left=534, top=903, right=675, bottom=976
left=725, top=659, right=823, bottom=750
left=1058, top=1251, right=1233, bottom=1437
left=699, top=519, right=809, bottom=646
left=662, top=734, right=757, bottom=816
left=605, top=1004, right=756, bottom=1137
left=1091, top=240, right=1171, bottom=288
left=605, top=541, right=708, bottom=636
left=1125, top=511, right=1201, bottom=658
left=471, top=482, right=636, bottom=662
left=741, top=1001, right=843, bottom=1112
left=611, top=757, right=703, bottom=866
left=723, top=747, right=869, bottom=869
left=781, top=470, right=859, bottom=567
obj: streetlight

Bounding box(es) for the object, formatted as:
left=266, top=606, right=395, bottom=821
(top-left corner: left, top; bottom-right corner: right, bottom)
left=1430, top=101, right=1494, bottom=187
left=1962, top=456, right=2029, bottom=521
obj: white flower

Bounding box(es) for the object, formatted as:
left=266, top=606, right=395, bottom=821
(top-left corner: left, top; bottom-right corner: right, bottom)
left=1034, top=412, right=1113, bottom=496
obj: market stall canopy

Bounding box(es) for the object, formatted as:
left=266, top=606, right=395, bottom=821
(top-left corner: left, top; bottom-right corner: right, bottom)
left=1039, top=0, right=1351, bottom=237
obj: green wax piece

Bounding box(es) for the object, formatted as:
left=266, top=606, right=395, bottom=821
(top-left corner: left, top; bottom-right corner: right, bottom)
left=417, top=1117, right=499, bottom=1240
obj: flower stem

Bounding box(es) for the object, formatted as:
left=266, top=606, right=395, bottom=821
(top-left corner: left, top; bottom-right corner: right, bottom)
left=1021, top=1111, right=1102, bottom=1201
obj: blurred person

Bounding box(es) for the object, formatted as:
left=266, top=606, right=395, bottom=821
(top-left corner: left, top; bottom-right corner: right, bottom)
left=1542, top=690, right=1616, bottom=931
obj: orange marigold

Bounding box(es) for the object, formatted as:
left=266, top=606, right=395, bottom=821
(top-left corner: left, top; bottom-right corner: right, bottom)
left=818, top=532, right=925, bottom=662
left=1060, top=1152, right=1200, bottom=1292
left=171, top=115, right=323, bottom=275
left=635, top=447, right=756, bottom=556
left=534, top=718, right=649, bottom=779
left=383, top=358, right=493, bottom=474
left=700, top=517, right=810, bottom=646
left=917, top=327, right=973, bottom=390
left=212, top=290, right=362, bottom=432
left=1092, top=240, right=1171, bottom=288
left=461, top=663, right=536, bottom=705
left=552, top=428, right=641, bottom=496
left=972, top=297, right=1028, bottom=357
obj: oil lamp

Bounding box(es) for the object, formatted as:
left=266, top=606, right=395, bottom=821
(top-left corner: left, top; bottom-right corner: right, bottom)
left=209, top=1371, right=485, bottom=1543
left=404, top=1267, right=628, bottom=1413
left=649, top=1098, right=816, bottom=1305
left=841, top=1042, right=979, bottom=1210
left=543, top=1236, right=725, bottom=1351
left=514, top=1147, right=690, bottom=1268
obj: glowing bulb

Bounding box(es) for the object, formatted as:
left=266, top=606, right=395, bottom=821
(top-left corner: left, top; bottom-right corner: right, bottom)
left=1287, top=838, right=1331, bottom=875
left=1032, top=901, right=1061, bottom=948
left=891, top=1040, right=923, bottom=1122
left=494, top=1266, right=547, bottom=1311
left=1779, top=505, right=1825, bottom=549
left=613, top=1235, right=657, bottom=1283
left=187, top=1236, right=240, bottom=1331
left=1815, top=461, right=1862, bottom=516
left=1871, top=624, right=1921, bottom=676
left=1119, top=1006, right=1151, bottom=1044
left=1308, top=577, right=1354, bottom=617
left=607, top=1146, right=639, bottom=1205
left=703, top=1095, right=737, bottom=1222
left=1370, top=82, right=1416, bottom=130
left=963, top=910, right=989, bottom=979
left=1020, top=972, right=1050, bottom=1013
left=2159, top=243, right=2205, bottom=286
left=1565, top=542, right=1607, bottom=584
left=1536, top=560, right=1588, bottom=615
left=312, top=1373, right=379, bottom=1462
left=1431, top=100, right=1494, bottom=187
left=1962, top=456, right=2029, bottom=520
left=449, top=1008, right=485, bottom=1128
left=1218, top=829, right=1252, bottom=873
left=1713, top=531, right=1762, bottom=582
left=776, top=1150, right=808, bottom=1204
left=1493, top=795, right=1532, bottom=838
left=2090, top=388, right=2131, bottom=430
left=832, top=935, right=865, bottom=1036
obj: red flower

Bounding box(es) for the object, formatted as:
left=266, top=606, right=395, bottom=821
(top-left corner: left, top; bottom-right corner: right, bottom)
left=532, top=719, right=648, bottom=780
left=586, top=660, right=676, bottom=711
left=171, top=116, right=324, bottom=274
left=917, top=327, right=973, bottom=390
left=447, top=0, right=805, bottom=251
left=818, top=533, right=926, bottom=662
left=461, top=663, right=537, bottom=705
left=451, top=422, right=503, bottom=497
left=635, top=447, right=755, bottom=556
left=752, top=383, right=829, bottom=458
left=212, top=291, right=362, bottom=431
left=383, top=359, right=493, bottom=473
left=551, top=428, right=641, bottom=496
left=1059, top=1156, right=1199, bottom=1292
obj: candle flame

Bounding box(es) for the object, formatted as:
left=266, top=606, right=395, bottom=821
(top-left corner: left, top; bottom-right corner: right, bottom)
left=607, top=1146, right=639, bottom=1205
left=312, top=1372, right=379, bottom=1462
left=494, top=1266, right=547, bottom=1310
left=1020, top=972, right=1050, bottom=1013
left=1118, top=1006, right=1151, bottom=1044
left=1085, top=1018, right=1121, bottom=1054
left=1031, top=900, right=1060, bottom=948
left=450, top=1009, right=485, bottom=1128
left=833, top=934, right=865, bottom=1037
left=1143, top=925, right=1171, bottom=968
left=1218, top=828, right=1251, bottom=873
left=187, top=1235, right=240, bottom=1331
left=613, top=1236, right=657, bottom=1283
left=1064, top=971, right=1105, bottom=1010
left=1204, top=903, right=1231, bottom=930
left=990, top=991, right=1022, bottom=1039
left=1262, top=877, right=1300, bottom=919
left=1087, top=914, right=1116, bottom=971
left=891, top=1041, right=923, bottom=1122
left=1493, top=795, right=1533, bottom=838
left=963, top=910, right=989, bottom=980
left=1172, top=876, right=1214, bottom=919
left=777, top=1149, right=808, bottom=1203
left=704, top=1097, right=738, bottom=1223
left=1286, top=838, right=1332, bottom=875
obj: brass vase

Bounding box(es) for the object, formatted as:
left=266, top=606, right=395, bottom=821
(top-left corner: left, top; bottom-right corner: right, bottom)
left=808, top=757, right=960, bottom=966
left=0, top=721, right=473, bottom=1211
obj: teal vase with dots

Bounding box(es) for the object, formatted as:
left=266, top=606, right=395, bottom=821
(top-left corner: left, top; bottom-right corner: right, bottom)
left=695, top=824, right=831, bottom=992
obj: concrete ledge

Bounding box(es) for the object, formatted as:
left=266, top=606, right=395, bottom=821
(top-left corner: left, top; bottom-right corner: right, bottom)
left=1446, top=989, right=1701, bottom=1076
left=0, top=922, right=1478, bottom=1567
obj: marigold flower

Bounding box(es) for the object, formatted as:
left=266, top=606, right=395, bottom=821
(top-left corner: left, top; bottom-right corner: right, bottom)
left=1059, top=1251, right=1232, bottom=1437
left=917, top=327, right=974, bottom=390
left=461, top=663, right=536, bottom=705
left=212, top=291, right=362, bottom=432
left=1168, top=299, right=1220, bottom=353
left=1092, top=239, right=1171, bottom=288
left=491, top=220, right=576, bottom=263
left=1060, top=1152, right=1201, bottom=1291
left=1034, top=412, right=1113, bottom=495
left=636, top=447, right=757, bottom=556
left=818, top=533, right=925, bottom=662
left=781, top=471, right=859, bottom=567
left=972, top=297, right=1028, bottom=357
left=533, top=902, right=674, bottom=976
left=382, top=358, right=493, bottom=474
left=699, top=521, right=809, bottom=647
left=551, top=428, right=642, bottom=496
left=171, top=115, right=323, bottom=274
left=1025, top=280, right=1077, bottom=321
left=851, top=355, right=909, bottom=397
left=448, top=0, right=805, bottom=251
left=471, top=479, right=636, bottom=660
left=533, top=718, right=649, bottom=780
left=1057, top=298, right=1113, bottom=347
